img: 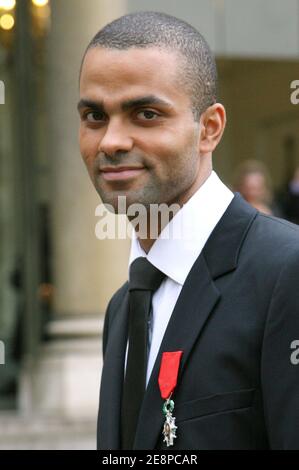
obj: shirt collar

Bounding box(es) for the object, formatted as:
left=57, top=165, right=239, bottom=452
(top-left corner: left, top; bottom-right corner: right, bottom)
left=128, top=171, right=234, bottom=285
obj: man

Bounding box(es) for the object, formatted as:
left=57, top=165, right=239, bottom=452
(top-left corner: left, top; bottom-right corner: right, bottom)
left=78, top=12, right=299, bottom=450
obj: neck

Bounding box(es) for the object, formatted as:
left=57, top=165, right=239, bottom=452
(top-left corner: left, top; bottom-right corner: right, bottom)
left=132, top=166, right=212, bottom=253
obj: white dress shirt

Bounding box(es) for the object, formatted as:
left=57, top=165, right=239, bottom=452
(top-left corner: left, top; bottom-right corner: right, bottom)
left=127, top=170, right=234, bottom=386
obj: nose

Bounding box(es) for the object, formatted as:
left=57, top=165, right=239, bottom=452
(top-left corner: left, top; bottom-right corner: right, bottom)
left=98, top=118, right=134, bottom=155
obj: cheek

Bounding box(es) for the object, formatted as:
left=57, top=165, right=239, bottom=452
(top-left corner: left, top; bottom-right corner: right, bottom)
left=153, top=129, right=198, bottom=177
left=140, top=129, right=184, bottom=166
left=79, top=128, right=99, bottom=168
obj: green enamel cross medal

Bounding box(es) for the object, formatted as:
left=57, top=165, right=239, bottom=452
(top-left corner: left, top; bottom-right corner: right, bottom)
left=162, top=397, right=178, bottom=447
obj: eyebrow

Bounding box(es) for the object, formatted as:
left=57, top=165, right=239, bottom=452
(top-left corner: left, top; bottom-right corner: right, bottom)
left=77, top=95, right=174, bottom=113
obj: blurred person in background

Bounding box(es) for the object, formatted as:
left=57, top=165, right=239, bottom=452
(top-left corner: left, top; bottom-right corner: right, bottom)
left=282, top=166, right=299, bottom=225
left=233, top=160, right=281, bottom=216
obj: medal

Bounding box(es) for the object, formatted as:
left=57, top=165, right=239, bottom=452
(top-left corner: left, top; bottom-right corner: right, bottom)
left=162, top=396, right=177, bottom=446
left=158, top=351, right=183, bottom=447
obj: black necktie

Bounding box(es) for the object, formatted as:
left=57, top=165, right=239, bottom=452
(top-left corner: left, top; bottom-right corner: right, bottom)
left=121, top=257, right=166, bottom=450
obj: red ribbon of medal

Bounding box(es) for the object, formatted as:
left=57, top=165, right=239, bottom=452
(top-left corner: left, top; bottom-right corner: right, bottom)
left=158, top=351, right=183, bottom=447
left=158, top=351, right=183, bottom=399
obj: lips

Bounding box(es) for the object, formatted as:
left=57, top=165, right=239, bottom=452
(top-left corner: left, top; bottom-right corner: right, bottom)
left=100, top=166, right=146, bottom=181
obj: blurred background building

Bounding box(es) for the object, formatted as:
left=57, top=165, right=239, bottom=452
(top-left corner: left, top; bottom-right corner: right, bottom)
left=0, top=0, right=298, bottom=449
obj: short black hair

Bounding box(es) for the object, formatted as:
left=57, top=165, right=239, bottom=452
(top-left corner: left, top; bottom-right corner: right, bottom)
left=80, top=11, right=218, bottom=121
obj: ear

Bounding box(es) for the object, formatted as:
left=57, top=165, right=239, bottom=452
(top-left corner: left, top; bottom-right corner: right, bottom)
left=199, top=103, right=226, bottom=155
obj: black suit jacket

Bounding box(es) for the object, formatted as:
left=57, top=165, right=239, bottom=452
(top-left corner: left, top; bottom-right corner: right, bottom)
left=97, top=193, right=299, bottom=450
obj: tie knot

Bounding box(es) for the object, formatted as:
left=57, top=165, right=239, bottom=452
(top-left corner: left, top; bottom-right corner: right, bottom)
left=129, top=257, right=166, bottom=292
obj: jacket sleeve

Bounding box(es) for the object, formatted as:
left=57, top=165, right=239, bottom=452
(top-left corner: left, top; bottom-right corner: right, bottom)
left=261, top=249, right=299, bottom=449
left=102, top=281, right=129, bottom=359
left=102, top=297, right=112, bottom=360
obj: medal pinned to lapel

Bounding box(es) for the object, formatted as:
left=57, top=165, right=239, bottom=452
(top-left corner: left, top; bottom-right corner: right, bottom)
left=158, top=351, right=183, bottom=447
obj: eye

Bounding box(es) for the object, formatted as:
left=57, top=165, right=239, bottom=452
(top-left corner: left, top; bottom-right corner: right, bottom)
left=84, top=111, right=106, bottom=122
left=136, top=109, right=159, bottom=120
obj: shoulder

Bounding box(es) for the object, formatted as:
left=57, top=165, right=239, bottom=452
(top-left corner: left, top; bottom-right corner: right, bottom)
left=229, top=210, right=299, bottom=293
left=255, top=212, right=299, bottom=237
left=245, top=212, right=299, bottom=260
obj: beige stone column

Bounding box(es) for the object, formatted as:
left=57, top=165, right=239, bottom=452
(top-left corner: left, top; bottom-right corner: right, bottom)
left=20, top=0, right=129, bottom=420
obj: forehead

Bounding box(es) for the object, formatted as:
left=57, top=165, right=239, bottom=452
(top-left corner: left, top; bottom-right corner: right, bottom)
left=79, top=47, right=187, bottom=105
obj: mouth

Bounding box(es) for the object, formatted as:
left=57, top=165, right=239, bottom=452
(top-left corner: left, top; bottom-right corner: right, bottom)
left=99, top=166, right=146, bottom=181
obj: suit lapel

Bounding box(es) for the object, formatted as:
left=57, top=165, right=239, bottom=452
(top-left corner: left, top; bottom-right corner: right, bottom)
left=98, top=290, right=129, bottom=449
left=133, top=193, right=258, bottom=449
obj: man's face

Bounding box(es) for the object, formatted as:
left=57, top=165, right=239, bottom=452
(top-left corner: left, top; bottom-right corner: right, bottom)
left=78, top=47, right=205, bottom=212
